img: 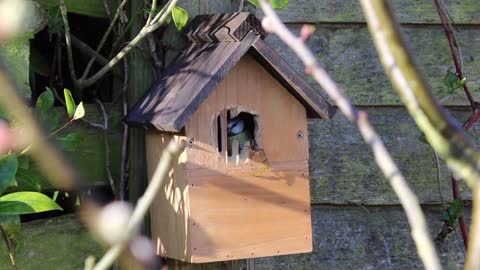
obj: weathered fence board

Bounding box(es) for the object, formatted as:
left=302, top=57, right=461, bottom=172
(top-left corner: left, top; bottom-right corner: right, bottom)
left=254, top=205, right=468, bottom=270
left=309, top=107, right=473, bottom=205
left=265, top=25, right=480, bottom=106
left=0, top=214, right=103, bottom=270
left=253, top=0, right=480, bottom=24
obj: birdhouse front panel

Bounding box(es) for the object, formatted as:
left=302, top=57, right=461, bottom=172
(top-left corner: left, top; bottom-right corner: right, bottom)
left=125, top=12, right=336, bottom=265
left=182, top=53, right=312, bottom=262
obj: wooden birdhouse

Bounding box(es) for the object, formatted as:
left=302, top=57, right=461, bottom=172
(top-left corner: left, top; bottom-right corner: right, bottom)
left=125, top=13, right=335, bottom=263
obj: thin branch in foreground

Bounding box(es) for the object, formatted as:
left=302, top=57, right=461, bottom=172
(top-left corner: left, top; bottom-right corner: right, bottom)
left=358, top=1, right=480, bottom=269
left=259, top=1, right=441, bottom=270
left=91, top=140, right=186, bottom=270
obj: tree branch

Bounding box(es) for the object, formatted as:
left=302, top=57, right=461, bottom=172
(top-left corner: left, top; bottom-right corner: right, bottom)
left=259, top=1, right=441, bottom=270
left=358, top=1, right=480, bottom=269
left=92, top=140, right=186, bottom=270
left=81, top=0, right=129, bottom=80
left=433, top=0, right=474, bottom=110
left=59, top=0, right=78, bottom=89
left=67, top=0, right=179, bottom=89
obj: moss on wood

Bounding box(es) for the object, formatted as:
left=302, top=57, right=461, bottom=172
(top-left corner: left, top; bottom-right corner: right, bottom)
left=254, top=0, right=480, bottom=24
left=0, top=214, right=103, bottom=270
left=265, top=25, right=480, bottom=106
left=309, top=108, right=474, bottom=205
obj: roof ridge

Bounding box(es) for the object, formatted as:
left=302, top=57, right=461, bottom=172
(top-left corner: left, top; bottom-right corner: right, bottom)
left=185, top=12, right=266, bottom=43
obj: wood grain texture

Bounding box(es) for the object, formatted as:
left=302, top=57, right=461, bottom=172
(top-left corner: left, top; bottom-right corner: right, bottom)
left=251, top=39, right=335, bottom=119
left=252, top=0, right=480, bottom=24
left=308, top=107, right=474, bottom=205
left=264, top=25, right=480, bottom=106
left=253, top=205, right=468, bottom=270
left=185, top=53, right=310, bottom=170
left=188, top=171, right=312, bottom=263
left=185, top=13, right=265, bottom=42
left=146, top=132, right=191, bottom=261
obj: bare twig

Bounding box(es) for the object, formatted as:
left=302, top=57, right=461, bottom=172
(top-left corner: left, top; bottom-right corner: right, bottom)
left=434, top=0, right=478, bottom=249
left=358, top=1, right=480, bottom=269
left=96, top=99, right=116, bottom=196
left=70, top=34, right=110, bottom=67
left=92, top=140, right=186, bottom=270
left=259, top=1, right=441, bottom=270
left=119, top=59, right=129, bottom=201
left=81, top=0, right=129, bottom=79
left=77, top=0, right=177, bottom=88
left=146, top=0, right=158, bottom=25
left=433, top=0, right=474, bottom=110
left=1, top=226, right=17, bottom=270
left=59, top=0, right=78, bottom=89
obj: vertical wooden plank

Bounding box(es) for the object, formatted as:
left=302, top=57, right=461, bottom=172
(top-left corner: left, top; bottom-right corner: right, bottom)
left=127, top=0, right=151, bottom=225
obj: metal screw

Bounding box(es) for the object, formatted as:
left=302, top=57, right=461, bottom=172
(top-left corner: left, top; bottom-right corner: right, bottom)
left=187, top=138, right=194, bottom=147
left=297, top=131, right=304, bottom=139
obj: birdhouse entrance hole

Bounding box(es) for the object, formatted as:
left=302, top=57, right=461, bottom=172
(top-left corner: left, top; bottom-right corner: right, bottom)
left=214, top=108, right=260, bottom=163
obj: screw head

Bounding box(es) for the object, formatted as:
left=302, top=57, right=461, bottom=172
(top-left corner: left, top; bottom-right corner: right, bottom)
left=297, top=131, right=304, bottom=139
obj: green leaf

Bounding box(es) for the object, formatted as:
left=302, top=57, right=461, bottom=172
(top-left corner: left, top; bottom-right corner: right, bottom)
left=56, top=133, right=82, bottom=152
left=0, top=154, right=18, bottom=194
left=0, top=215, right=20, bottom=239
left=36, top=88, right=54, bottom=113
left=171, top=6, right=188, bottom=30
left=64, top=89, right=76, bottom=118
left=247, top=0, right=289, bottom=9
left=52, top=191, right=59, bottom=202
left=443, top=70, right=466, bottom=94
left=73, top=102, right=85, bottom=120
left=15, top=168, right=42, bottom=191
left=441, top=199, right=464, bottom=224
left=17, top=156, right=30, bottom=169
left=0, top=192, right=62, bottom=215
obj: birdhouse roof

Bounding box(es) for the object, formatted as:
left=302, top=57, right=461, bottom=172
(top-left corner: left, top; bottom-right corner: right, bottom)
left=125, top=12, right=335, bottom=132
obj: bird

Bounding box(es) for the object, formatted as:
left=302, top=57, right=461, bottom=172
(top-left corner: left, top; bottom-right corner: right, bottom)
left=227, top=116, right=245, bottom=135
left=227, top=114, right=255, bottom=156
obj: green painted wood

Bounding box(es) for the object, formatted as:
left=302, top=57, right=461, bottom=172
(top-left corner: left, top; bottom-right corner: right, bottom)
left=35, top=0, right=116, bottom=18
left=0, top=214, right=103, bottom=270
left=127, top=0, right=150, bottom=226
left=0, top=39, right=32, bottom=98
left=253, top=0, right=480, bottom=24
left=63, top=103, right=122, bottom=186
left=27, top=104, right=122, bottom=190
left=265, top=24, right=480, bottom=106
left=254, top=205, right=467, bottom=270
left=309, top=107, right=473, bottom=205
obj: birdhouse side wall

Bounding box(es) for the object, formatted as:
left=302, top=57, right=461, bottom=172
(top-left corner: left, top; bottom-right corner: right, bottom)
left=145, top=131, right=192, bottom=261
